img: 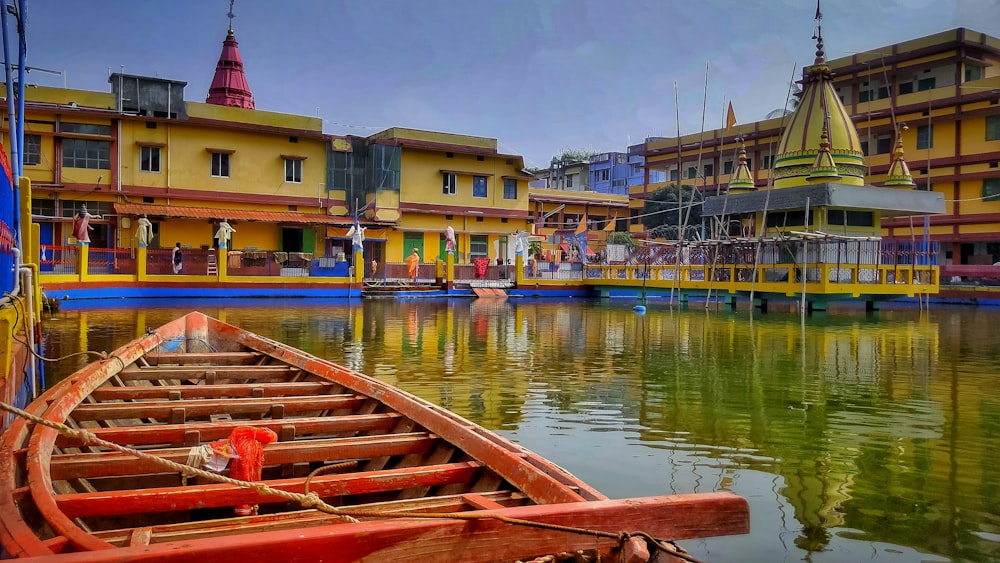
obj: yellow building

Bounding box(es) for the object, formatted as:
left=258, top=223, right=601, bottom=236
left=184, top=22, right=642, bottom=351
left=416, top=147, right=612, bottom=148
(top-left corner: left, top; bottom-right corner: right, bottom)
left=353, top=127, right=533, bottom=265
left=637, top=28, right=1000, bottom=281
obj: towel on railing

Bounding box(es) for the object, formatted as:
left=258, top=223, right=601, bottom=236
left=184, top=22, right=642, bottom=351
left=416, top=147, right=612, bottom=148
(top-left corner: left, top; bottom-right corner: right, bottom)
left=473, top=257, right=489, bottom=278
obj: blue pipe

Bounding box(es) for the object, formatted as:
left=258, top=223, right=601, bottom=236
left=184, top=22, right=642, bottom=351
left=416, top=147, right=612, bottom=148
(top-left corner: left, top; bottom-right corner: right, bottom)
left=16, top=0, right=26, bottom=178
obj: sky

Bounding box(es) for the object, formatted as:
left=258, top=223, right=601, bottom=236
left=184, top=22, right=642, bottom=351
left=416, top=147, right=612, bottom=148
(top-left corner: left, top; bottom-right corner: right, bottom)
left=18, top=0, right=1000, bottom=169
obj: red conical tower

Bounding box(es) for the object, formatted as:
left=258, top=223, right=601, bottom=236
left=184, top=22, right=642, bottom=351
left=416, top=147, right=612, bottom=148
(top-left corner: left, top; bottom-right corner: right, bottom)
left=206, top=3, right=255, bottom=109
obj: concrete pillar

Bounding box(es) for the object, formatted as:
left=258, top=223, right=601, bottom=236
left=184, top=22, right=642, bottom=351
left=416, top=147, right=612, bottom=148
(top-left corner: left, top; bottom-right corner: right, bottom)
left=445, top=251, right=455, bottom=291
left=136, top=245, right=148, bottom=281
left=218, top=247, right=228, bottom=281
left=77, top=242, right=90, bottom=282
left=353, top=247, right=363, bottom=284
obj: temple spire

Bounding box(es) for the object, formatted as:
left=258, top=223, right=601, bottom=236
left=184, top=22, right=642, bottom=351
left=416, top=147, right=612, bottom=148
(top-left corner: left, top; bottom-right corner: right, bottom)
left=884, top=126, right=917, bottom=188
left=206, top=1, right=255, bottom=109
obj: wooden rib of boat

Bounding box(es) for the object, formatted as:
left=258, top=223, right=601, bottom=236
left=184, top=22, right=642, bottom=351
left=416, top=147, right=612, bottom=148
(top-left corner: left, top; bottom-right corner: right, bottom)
left=0, top=312, right=748, bottom=562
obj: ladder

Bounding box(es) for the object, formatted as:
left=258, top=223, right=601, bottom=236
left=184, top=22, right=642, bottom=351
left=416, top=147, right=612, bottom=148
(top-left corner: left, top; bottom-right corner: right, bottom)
left=207, top=251, right=218, bottom=275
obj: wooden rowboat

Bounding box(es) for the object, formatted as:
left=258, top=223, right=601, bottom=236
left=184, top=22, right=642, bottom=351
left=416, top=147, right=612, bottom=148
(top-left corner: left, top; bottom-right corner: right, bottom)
left=0, top=312, right=748, bottom=561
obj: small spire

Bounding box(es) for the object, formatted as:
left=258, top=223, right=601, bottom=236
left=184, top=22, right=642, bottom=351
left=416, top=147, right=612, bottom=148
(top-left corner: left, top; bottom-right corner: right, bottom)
left=206, top=3, right=255, bottom=110
left=808, top=123, right=841, bottom=182
left=728, top=136, right=756, bottom=193
left=884, top=127, right=917, bottom=188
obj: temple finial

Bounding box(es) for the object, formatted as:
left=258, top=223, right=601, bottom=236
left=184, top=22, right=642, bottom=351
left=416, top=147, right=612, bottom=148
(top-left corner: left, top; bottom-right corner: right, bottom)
left=227, top=0, right=235, bottom=33
left=812, top=0, right=825, bottom=64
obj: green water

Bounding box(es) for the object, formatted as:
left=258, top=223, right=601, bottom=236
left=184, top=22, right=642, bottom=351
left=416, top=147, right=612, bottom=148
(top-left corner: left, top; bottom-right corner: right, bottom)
left=38, top=298, right=1000, bottom=562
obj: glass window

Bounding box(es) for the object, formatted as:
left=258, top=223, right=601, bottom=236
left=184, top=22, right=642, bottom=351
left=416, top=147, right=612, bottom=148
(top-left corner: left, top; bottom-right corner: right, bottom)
left=965, top=65, right=983, bottom=82
left=472, top=175, right=487, bottom=198
left=723, top=161, right=733, bottom=175
left=140, top=146, right=161, bottom=173
left=503, top=178, right=517, bottom=199
left=62, top=138, right=110, bottom=169
left=987, top=115, right=1000, bottom=142
left=984, top=178, right=1000, bottom=201
left=565, top=174, right=574, bottom=188
left=442, top=172, right=456, bottom=195
left=703, top=163, right=714, bottom=177
left=24, top=134, right=40, bottom=165
left=899, top=82, right=914, bottom=95
left=917, top=125, right=933, bottom=150
left=61, top=123, right=111, bottom=135
left=669, top=169, right=678, bottom=182
left=211, top=152, right=230, bottom=178
left=687, top=166, right=697, bottom=179
left=917, top=77, right=936, bottom=92
left=469, top=235, right=488, bottom=258
left=876, top=136, right=892, bottom=155
left=284, top=158, right=302, bottom=183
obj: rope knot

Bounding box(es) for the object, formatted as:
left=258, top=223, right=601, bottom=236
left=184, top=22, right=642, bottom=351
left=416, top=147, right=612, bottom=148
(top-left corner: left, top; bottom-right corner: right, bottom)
left=301, top=492, right=322, bottom=508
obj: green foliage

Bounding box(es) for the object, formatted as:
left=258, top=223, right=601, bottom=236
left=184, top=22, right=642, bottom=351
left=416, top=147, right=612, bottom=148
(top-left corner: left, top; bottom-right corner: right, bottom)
left=528, top=240, right=543, bottom=257
left=642, top=184, right=704, bottom=241
left=550, top=149, right=596, bottom=165
left=606, top=232, right=636, bottom=248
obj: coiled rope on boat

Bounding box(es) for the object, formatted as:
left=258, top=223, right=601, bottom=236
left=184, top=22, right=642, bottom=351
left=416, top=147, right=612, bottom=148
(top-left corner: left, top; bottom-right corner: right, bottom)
left=0, top=399, right=701, bottom=563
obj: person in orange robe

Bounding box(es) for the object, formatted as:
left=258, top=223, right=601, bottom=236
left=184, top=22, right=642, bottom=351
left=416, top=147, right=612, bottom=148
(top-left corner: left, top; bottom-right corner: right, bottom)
left=406, top=248, right=420, bottom=281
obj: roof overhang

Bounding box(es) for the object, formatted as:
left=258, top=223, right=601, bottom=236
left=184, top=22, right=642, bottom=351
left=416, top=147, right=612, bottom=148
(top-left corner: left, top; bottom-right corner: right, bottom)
left=703, top=183, right=945, bottom=218
left=114, top=203, right=364, bottom=226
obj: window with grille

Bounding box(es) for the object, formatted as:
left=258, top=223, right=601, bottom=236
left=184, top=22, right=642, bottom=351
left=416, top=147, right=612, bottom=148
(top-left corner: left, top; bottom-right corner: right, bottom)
left=24, top=134, right=40, bottom=165
left=503, top=178, right=517, bottom=199
left=62, top=139, right=110, bottom=169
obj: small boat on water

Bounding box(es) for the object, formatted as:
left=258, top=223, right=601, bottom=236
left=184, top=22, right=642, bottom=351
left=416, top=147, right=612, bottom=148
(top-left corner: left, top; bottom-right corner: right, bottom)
left=0, top=312, right=748, bottom=562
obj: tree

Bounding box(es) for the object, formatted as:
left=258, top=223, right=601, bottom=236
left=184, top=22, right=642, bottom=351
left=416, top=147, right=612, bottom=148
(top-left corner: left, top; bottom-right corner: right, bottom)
left=550, top=149, right=596, bottom=166
left=642, top=184, right=704, bottom=241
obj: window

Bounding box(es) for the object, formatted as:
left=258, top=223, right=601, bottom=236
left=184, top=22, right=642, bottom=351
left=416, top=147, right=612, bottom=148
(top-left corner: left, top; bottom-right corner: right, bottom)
left=62, top=138, right=110, bottom=169
left=987, top=115, right=1000, bottom=141
left=284, top=158, right=302, bottom=183
left=984, top=178, right=1000, bottom=201
left=472, top=175, right=487, bottom=198
left=876, top=135, right=892, bottom=155
left=469, top=235, right=488, bottom=258
left=687, top=166, right=697, bottom=179
left=565, top=174, right=574, bottom=188
left=762, top=154, right=773, bottom=170
left=899, top=82, right=914, bottom=95
left=62, top=123, right=111, bottom=135
left=669, top=169, right=678, bottom=181
left=211, top=152, right=230, bottom=178
left=703, top=163, right=714, bottom=177
left=442, top=172, right=456, bottom=195
left=503, top=178, right=517, bottom=200
left=917, top=77, right=936, bottom=92
left=917, top=125, right=933, bottom=150
left=966, top=65, right=983, bottom=82
left=24, top=134, right=40, bottom=165
left=723, top=161, right=733, bottom=175
left=860, top=141, right=869, bottom=155
left=140, top=146, right=161, bottom=173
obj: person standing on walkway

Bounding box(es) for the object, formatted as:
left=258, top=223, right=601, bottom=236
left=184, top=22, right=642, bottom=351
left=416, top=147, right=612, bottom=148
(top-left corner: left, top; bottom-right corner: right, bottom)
left=406, top=248, right=420, bottom=281
left=172, top=242, right=183, bottom=274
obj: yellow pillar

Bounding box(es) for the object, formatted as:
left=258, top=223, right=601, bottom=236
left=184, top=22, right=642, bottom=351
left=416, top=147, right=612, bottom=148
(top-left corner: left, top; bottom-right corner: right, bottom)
left=515, top=253, right=524, bottom=286
left=353, top=247, right=363, bottom=283
left=136, top=246, right=148, bottom=282
left=219, top=247, right=228, bottom=281
left=78, top=242, right=90, bottom=281
left=445, top=251, right=455, bottom=290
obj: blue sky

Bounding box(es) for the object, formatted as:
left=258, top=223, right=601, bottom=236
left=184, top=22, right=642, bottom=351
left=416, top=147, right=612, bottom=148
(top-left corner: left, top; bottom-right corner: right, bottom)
left=20, top=0, right=1000, bottom=169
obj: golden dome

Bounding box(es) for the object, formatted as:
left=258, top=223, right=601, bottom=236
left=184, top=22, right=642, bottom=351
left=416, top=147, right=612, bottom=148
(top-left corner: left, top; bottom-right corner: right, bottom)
left=773, top=37, right=865, bottom=188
